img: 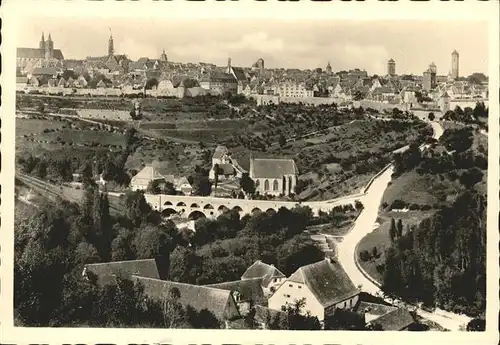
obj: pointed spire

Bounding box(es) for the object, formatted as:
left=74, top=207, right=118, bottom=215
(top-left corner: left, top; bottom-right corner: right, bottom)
left=48, top=33, right=52, bottom=41
left=41, top=32, right=45, bottom=41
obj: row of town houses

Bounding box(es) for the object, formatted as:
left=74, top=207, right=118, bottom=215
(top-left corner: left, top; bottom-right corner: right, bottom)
left=17, top=57, right=488, bottom=109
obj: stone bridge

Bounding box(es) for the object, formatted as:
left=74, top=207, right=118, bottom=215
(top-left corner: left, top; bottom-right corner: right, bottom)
left=144, top=193, right=364, bottom=220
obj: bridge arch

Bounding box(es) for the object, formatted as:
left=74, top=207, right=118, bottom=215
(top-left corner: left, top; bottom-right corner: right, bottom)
left=190, top=203, right=200, bottom=208
left=204, top=204, right=214, bottom=210
left=162, top=208, right=177, bottom=217
left=177, top=202, right=186, bottom=207
left=218, top=205, right=229, bottom=212
left=266, top=208, right=277, bottom=215
left=232, top=206, right=243, bottom=212
left=251, top=207, right=262, bottom=215
left=188, top=210, right=206, bottom=220
left=164, top=201, right=173, bottom=206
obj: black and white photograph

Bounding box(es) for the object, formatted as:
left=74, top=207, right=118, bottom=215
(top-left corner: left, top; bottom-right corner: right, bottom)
left=1, top=1, right=499, bottom=344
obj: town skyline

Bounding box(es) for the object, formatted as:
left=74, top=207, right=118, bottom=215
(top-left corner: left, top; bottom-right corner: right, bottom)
left=17, top=19, right=488, bottom=76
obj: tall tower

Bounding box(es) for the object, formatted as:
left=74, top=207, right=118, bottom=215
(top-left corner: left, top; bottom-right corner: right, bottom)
left=227, top=57, right=232, bottom=73
left=39, top=32, right=46, bottom=50
left=429, top=62, right=437, bottom=88
left=387, top=58, right=396, bottom=76
left=326, top=61, right=332, bottom=75
left=108, top=28, right=114, bottom=56
left=46, top=33, right=54, bottom=59
left=160, top=49, right=168, bottom=62
left=423, top=69, right=431, bottom=91
left=451, top=50, right=459, bottom=79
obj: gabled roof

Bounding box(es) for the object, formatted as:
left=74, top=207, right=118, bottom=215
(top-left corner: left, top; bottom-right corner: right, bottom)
left=250, top=158, right=298, bottom=179
left=241, top=260, right=285, bottom=286
left=369, top=307, right=415, bottom=331
left=231, top=67, right=247, bottom=82
left=288, top=259, right=359, bottom=308
left=133, top=276, right=239, bottom=321
left=131, top=165, right=166, bottom=183
left=84, top=259, right=160, bottom=285
left=206, top=278, right=266, bottom=306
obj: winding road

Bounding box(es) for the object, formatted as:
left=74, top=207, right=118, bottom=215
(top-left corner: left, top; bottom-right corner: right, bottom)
left=335, top=120, right=471, bottom=331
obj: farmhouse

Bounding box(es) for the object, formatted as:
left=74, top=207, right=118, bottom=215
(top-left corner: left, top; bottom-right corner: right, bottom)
left=205, top=278, right=267, bottom=316
left=82, top=259, right=161, bottom=285
left=249, top=158, right=298, bottom=196
left=209, top=145, right=241, bottom=180
left=241, top=260, right=286, bottom=294
left=133, top=276, right=241, bottom=323
left=267, top=258, right=360, bottom=322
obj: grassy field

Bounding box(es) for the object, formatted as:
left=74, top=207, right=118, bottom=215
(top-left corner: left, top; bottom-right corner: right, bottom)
left=357, top=210, right=436, bottom=284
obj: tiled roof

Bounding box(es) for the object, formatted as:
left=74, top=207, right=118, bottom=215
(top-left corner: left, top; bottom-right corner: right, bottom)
left=17, top=47, right=64, bottom=60
left=241, top=260, right=285, bottom=286
left=370, top=307, right=415, bottom=331
left=287, top=259, right=359, bottom=308
left=133, top=276, right=240, bottom=321
left=231, top=67, right=247, bottom=82
left=216, top=163, right=235, bottom=175
left=206, top=278, right=267, bottom=306
left=131, top=165, right=167, bottom=184
left=84, top=259, right=160, bottom=285
left=250, top=158, right=298, bottom=179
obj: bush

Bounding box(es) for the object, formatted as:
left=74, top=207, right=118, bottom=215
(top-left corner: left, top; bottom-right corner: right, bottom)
left=359, top=250, right=372, bottom=262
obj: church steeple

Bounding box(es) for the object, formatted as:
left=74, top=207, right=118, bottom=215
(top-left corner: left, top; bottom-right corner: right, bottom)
left=39, top=32, right=46, bottom=50
left=108, top=28, right=114, bottom=56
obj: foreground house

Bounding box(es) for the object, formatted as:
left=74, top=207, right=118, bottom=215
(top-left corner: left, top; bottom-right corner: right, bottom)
left=205, top=278, right=267, bottom=316
left=268, top=258, right=360, bottom=322
left=241, top=260, right=286, bottom=295
left=133, top=276, right=241, bottom=324
left=358, top=302, right=416, bottom=331
left=82, top=258, right=162, bottom=285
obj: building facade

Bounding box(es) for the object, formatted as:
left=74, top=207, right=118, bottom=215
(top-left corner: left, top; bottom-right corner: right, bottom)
left=249, top=158, right=298, bottom=196
left=268, top=259, right=360, bottom=322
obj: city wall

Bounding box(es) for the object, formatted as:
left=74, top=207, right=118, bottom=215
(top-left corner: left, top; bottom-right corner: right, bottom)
left=252, top=95, right=342, bottom=106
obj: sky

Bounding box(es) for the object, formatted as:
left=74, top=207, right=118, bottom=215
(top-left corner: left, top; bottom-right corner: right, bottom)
left=16, top=19, right=488, bottom=76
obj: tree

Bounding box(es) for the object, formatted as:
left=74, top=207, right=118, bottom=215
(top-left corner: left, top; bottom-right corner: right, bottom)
left=389, top=218, right=397, bottom=242
left=459, top=167, right=483, bottom=189
left=466, top=318, right=485, bottom=331
left=124, top=191, right=154, bottom=227
left=428, top=112, right=435, bottom=121
left=359, top=250, right=371, bottom=262
left=280, top=298, right=321, bottom=330
left=240, top=172, right=256, bottom=196
left=169, top=246, right=202, bottom=284
left=133, top=222, right=178, bottom=259
left=396, top=219, right=403, bottom=238
left=162, top=287, right=189, bottom=328
left=191, top=167, right=212, bottom=196
left=213, top=164, right=220, bottom=189
left=278, top=134, right=287, bottom=148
